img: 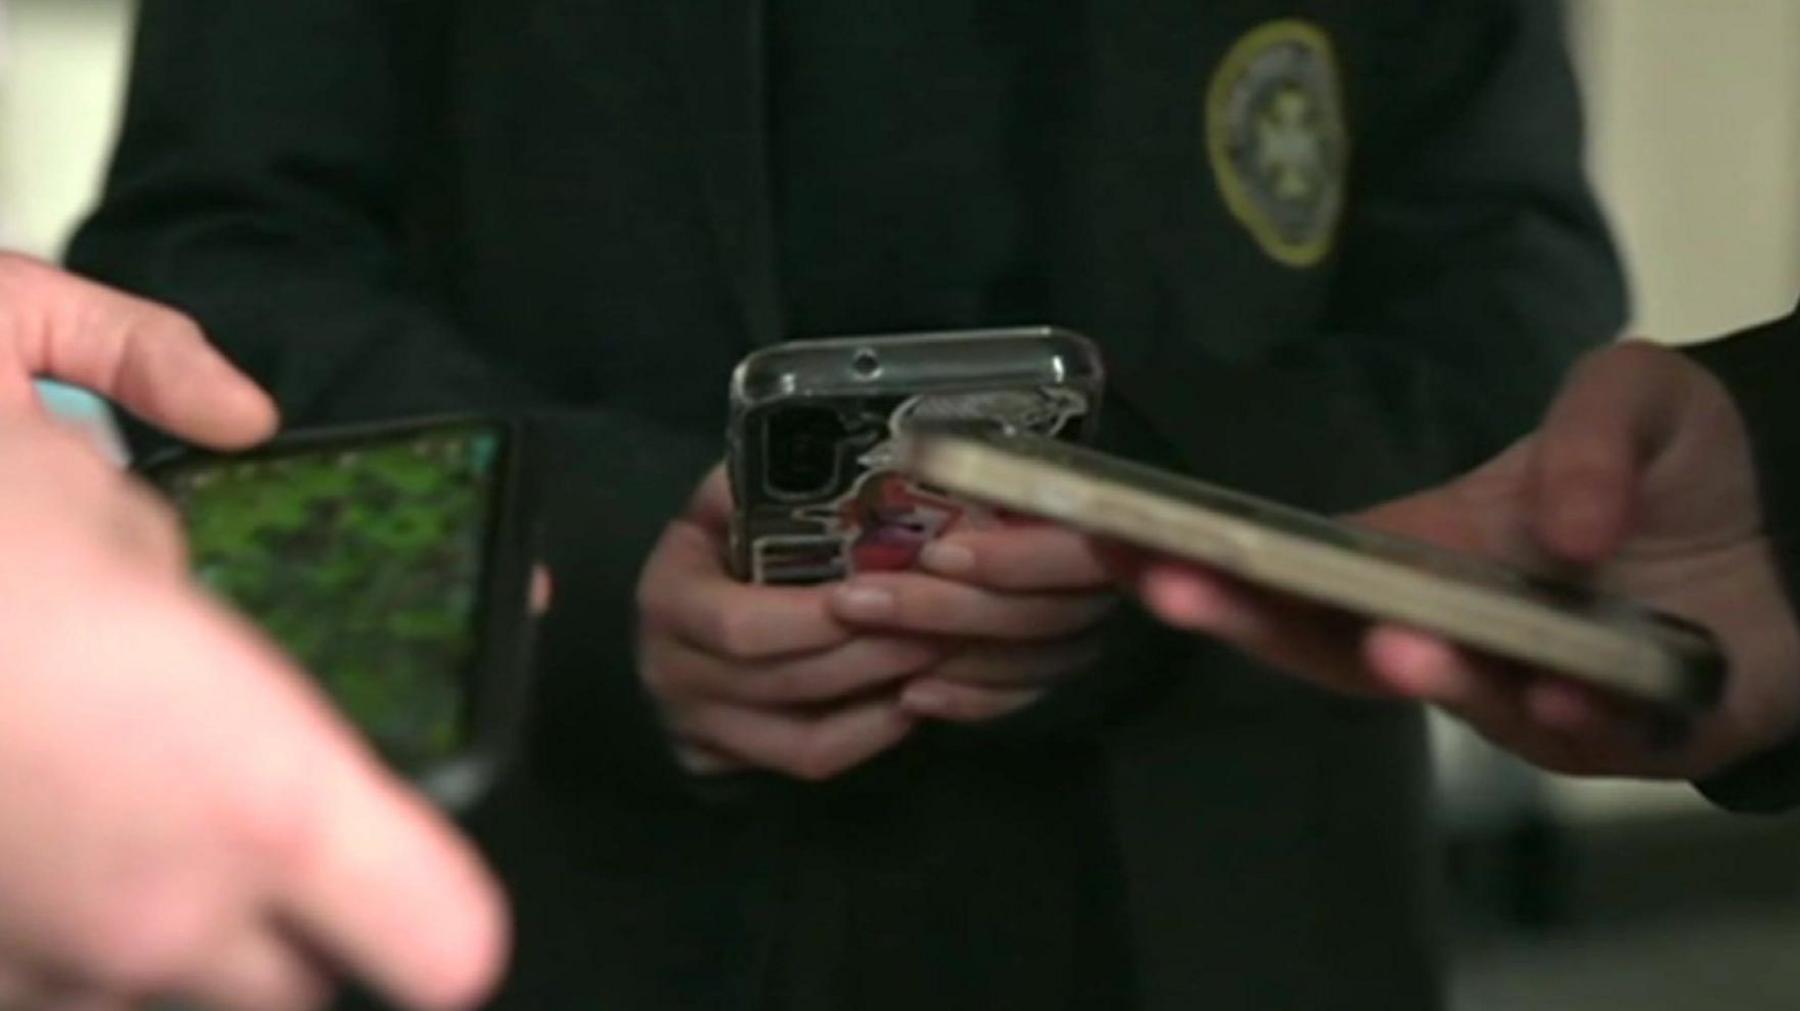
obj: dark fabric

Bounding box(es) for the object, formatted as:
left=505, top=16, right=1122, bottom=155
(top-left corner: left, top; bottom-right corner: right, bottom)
left=1685, top=310, right=1800, bottom=813
left=770, top=2, right=1034, bottom=337
left=68, top=1, right=1622, bottom=1008
left=767, top=6, right=1130, bottom=1003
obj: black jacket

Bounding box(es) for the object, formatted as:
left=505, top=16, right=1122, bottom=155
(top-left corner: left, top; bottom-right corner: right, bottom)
left=1691, top=311, right=1800, bottom=813
left=69, top=2, right=1623, bottom=1008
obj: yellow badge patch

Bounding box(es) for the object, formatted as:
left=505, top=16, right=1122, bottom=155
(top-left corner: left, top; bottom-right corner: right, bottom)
left=1206, top=19, right=1348, bottom=268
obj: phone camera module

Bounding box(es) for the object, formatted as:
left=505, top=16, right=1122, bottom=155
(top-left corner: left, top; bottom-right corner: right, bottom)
left=763, top=405, right=852, bottom=501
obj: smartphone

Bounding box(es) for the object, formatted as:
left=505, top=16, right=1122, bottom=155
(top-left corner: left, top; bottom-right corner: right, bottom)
left=898, top=431, right=1725, bottom=711
left=727, top=326, right=1105, bottom=584
left=138, top=416, right=540, bottom=809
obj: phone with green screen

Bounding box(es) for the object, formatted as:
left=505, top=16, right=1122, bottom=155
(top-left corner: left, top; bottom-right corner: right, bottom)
left=138, top=415, right=539, bottom=809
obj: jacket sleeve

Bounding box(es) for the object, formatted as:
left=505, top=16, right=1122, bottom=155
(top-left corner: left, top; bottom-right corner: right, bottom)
left=66, top=0, right=706, bottom=803
left=1684, top=310, right=1800, bottom=813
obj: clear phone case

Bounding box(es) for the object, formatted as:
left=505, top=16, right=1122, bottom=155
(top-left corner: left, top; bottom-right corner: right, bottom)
left=727, top=326, right=1104, bottom=584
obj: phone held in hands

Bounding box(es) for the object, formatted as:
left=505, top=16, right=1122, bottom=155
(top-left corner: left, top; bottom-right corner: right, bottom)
left=899, top=430, right=1726, bottom=713
left=727, top=326, right=1105, bottom=585
left=138, top=415, right=540, bottom=810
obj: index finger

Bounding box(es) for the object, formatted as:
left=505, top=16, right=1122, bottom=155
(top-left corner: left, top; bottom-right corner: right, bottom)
left=0, top=255, right=278, bottom=448
left=918, top=524, right=1113, bottom=591
left=1530, top=340, right=1690, bottom=563
left=161, top=597, right=508, bottom=1011
left=278, top=751, right=509, bottom=1011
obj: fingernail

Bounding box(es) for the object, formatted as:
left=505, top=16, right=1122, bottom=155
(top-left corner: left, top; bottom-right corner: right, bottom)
left=901, top=683, right=946, bottom=713
left=919, top=541, right=975, bottom=576
left=1149, top=578, right=1256, bottom=638
left=834, top=582, right=897, bottom=621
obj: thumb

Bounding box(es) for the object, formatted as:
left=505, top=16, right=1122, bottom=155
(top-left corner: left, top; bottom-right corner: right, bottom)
left=0, top=256, right=278, bottom=448
left=685, top=462, right=734, bottom=532
left=1354, top=486, right=1482, bottom=554
left=183, top=601, right=510, bottom=1010
left=1350, top=444, right=1526, bottom=556
left=1529, top=340, right=1687, bottom=564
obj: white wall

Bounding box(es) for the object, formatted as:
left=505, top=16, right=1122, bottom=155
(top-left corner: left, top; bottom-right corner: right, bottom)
left=0, top=0, right=132, bottom=256
left=1572, top=0, right=1800, bottom=343
left=0, top=0, right=133, bottom=451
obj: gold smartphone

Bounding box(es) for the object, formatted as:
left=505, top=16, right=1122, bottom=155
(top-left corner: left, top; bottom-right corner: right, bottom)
left=898, top=431, right=1725, bottom=711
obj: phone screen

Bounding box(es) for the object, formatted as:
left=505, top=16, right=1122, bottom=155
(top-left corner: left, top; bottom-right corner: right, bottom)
left=148, top=421, right=509, bottom=774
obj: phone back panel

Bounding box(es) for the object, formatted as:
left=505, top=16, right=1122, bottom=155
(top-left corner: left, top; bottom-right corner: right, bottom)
left=728, top=327, right=1104, bottom=584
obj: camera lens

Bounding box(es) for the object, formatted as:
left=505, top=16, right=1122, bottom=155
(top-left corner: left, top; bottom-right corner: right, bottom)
left=850, top=348, right=882, bottom=379
left=764, top=406, right=851, bottom=500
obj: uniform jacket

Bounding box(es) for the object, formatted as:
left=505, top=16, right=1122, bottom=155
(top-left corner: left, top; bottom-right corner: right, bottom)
left=70, top=2, right=1623, bottom=1007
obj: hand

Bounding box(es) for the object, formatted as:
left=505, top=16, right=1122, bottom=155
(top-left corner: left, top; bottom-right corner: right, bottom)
left=0, top=426, right=506, bottom=1011
left=0, top=253, right=276, bottom=445
left=1121, top=341, right=1800, bottom=779
left=833, top=520, right=1118, bottom=724
left=0, top=258, right=505, bottom=1010
left=637, top=467, right=941, bottom=780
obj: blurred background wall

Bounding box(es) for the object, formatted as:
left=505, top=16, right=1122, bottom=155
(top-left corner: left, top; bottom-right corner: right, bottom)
left=0, top=0, right=132, bottom=454
left=5, top=2, right=1800, bottom=1006
left=1573, top=0, right=1800, bottom=344
left=0, top=0, right=127, bottom=256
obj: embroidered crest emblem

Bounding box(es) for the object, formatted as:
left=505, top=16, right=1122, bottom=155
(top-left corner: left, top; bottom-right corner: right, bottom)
left=1206, top=19, right=1348, bottom=268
